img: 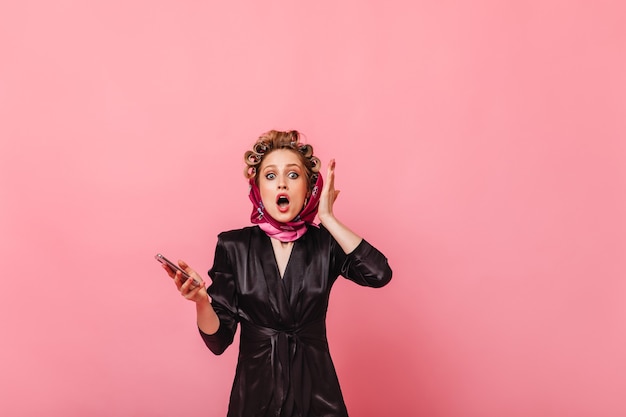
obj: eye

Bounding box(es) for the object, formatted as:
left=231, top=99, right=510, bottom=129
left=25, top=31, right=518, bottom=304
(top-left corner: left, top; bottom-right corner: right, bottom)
left=288, top=172, right=299, bottom=179
left=265, top=173, right=276, bottom=180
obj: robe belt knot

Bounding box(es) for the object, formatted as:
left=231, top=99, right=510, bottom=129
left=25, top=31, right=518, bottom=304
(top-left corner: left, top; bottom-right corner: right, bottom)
left=241, top=319, right=327, bottom=416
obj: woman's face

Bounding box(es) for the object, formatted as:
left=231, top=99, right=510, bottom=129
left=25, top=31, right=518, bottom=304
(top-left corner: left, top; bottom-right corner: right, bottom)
left=258, top=149, right=309, bottom=223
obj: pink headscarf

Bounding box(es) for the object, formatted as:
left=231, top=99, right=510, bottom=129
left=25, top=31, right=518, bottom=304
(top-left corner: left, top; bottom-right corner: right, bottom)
left=248, top=174, right=323, bottom=242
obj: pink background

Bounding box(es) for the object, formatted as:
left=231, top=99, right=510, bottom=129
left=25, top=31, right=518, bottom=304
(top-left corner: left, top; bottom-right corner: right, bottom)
left=1, top=1, right=625, bottom=416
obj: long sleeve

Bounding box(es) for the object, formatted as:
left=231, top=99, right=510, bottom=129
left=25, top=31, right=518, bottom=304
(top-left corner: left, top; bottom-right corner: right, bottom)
left=337, top=238, right=393, bottom=288
left=200, top=235, right=239, bottom=355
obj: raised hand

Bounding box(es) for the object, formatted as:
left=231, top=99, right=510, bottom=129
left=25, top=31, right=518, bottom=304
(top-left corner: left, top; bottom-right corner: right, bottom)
left=318, top=158, right=340, bottom=223
left=316, top=158, right=363, bottom=253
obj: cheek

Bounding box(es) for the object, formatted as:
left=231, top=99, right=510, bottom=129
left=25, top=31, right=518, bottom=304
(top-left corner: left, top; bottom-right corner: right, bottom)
left=258, top=181, right=273, bottom=204
left=295, top=186, right=309, bottom=205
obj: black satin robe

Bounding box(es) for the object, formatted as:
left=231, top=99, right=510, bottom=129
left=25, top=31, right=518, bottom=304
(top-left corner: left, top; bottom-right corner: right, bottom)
left=200, top=225, right=392, bottom=417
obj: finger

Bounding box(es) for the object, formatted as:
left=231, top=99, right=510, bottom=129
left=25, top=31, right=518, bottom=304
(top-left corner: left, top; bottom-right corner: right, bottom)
left=161, top=264, right=174, bottom=278
left=185, top=284, right=203, bottom=300
left=178, top=260, right=202, bottom=281
left=182, top=279, right=205, bottom=300
left=178, top=259, right=195, bottom=277
left=327, top=158, right=335, bottom=177
left=320, top=167, right=331, bottom=193
left=174, top=271, right=185, bottom=290
left=325, top=159, right=336, bottom=191
left=180, top=272, right=193, bottom=290
left=162, top=264, right=176, bottom=279
left=182, top=273, right=202, bottom=292
left=177, top=260, right=203, bottom=285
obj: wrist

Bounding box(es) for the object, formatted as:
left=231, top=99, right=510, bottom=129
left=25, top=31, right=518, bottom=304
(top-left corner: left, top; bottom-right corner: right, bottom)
left=318, top=212, right=335, bottom=225
left=195, top=292, right=211, bottom=307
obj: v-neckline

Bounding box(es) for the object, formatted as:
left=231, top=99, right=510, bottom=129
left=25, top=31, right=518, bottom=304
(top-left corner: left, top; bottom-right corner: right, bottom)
left=270, top=238, right=295, bottom=279
left=256, top=230, right=301, bottom=324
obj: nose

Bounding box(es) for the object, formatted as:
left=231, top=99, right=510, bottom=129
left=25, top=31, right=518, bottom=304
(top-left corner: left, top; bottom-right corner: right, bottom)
left=277, top=175, right=287, bottom=189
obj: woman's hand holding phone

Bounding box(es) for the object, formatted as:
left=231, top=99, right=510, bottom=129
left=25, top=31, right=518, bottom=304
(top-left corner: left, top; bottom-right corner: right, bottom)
left=158, top=255, right=210, bottom=304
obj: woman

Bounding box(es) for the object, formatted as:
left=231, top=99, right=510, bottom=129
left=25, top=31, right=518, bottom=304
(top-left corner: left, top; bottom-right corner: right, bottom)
left=162, top=130, right=392, bottom=417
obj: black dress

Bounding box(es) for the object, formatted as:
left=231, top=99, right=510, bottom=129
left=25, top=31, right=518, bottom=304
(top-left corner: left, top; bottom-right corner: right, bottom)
left=200, top=225, right=392, bottom=417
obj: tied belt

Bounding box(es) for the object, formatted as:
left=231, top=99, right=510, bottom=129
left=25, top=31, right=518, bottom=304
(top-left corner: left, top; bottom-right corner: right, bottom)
left=240, top=319, right=327, bottom=416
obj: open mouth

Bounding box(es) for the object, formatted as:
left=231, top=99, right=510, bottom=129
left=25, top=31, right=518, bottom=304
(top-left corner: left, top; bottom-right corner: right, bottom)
left=276, top=195, right=290, bottom=210
left=277, top=196, right=289, bottom=206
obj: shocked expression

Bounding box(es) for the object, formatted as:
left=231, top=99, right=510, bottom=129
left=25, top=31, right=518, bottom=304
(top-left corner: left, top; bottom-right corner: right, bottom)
left=258, top=149, right=309, bottom=223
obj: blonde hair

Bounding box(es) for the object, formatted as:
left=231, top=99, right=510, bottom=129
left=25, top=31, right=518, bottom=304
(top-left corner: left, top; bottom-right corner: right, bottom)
left=244, top=130, right=321, bottom=190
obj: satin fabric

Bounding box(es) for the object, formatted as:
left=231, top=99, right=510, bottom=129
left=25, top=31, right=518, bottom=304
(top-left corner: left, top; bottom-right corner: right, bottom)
left=201, top=225, right=392, bottom=417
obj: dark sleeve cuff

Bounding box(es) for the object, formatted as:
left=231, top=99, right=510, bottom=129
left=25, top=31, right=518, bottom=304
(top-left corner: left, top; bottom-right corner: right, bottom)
left=198, top=319, right=234, bottom=356
left=341, top=239, right=393, bottom=288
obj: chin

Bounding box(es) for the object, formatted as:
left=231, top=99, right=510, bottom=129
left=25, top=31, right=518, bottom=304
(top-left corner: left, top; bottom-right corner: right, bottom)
left=277, top=214, right=298, bottom=223
left=268, top=210, right=298, bottom=223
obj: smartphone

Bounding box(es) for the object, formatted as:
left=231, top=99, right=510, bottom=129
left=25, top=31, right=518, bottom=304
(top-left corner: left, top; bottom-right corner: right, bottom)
left=155, top=253, right=201, bottom=286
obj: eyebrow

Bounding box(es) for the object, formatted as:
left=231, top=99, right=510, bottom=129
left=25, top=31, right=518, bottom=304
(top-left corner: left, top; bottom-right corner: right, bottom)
left=262, top=164, right=302, bottom=171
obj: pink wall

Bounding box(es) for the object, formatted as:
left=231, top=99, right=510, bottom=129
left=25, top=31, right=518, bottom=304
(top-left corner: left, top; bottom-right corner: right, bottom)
left=1, top=1, right=625, bottom=416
